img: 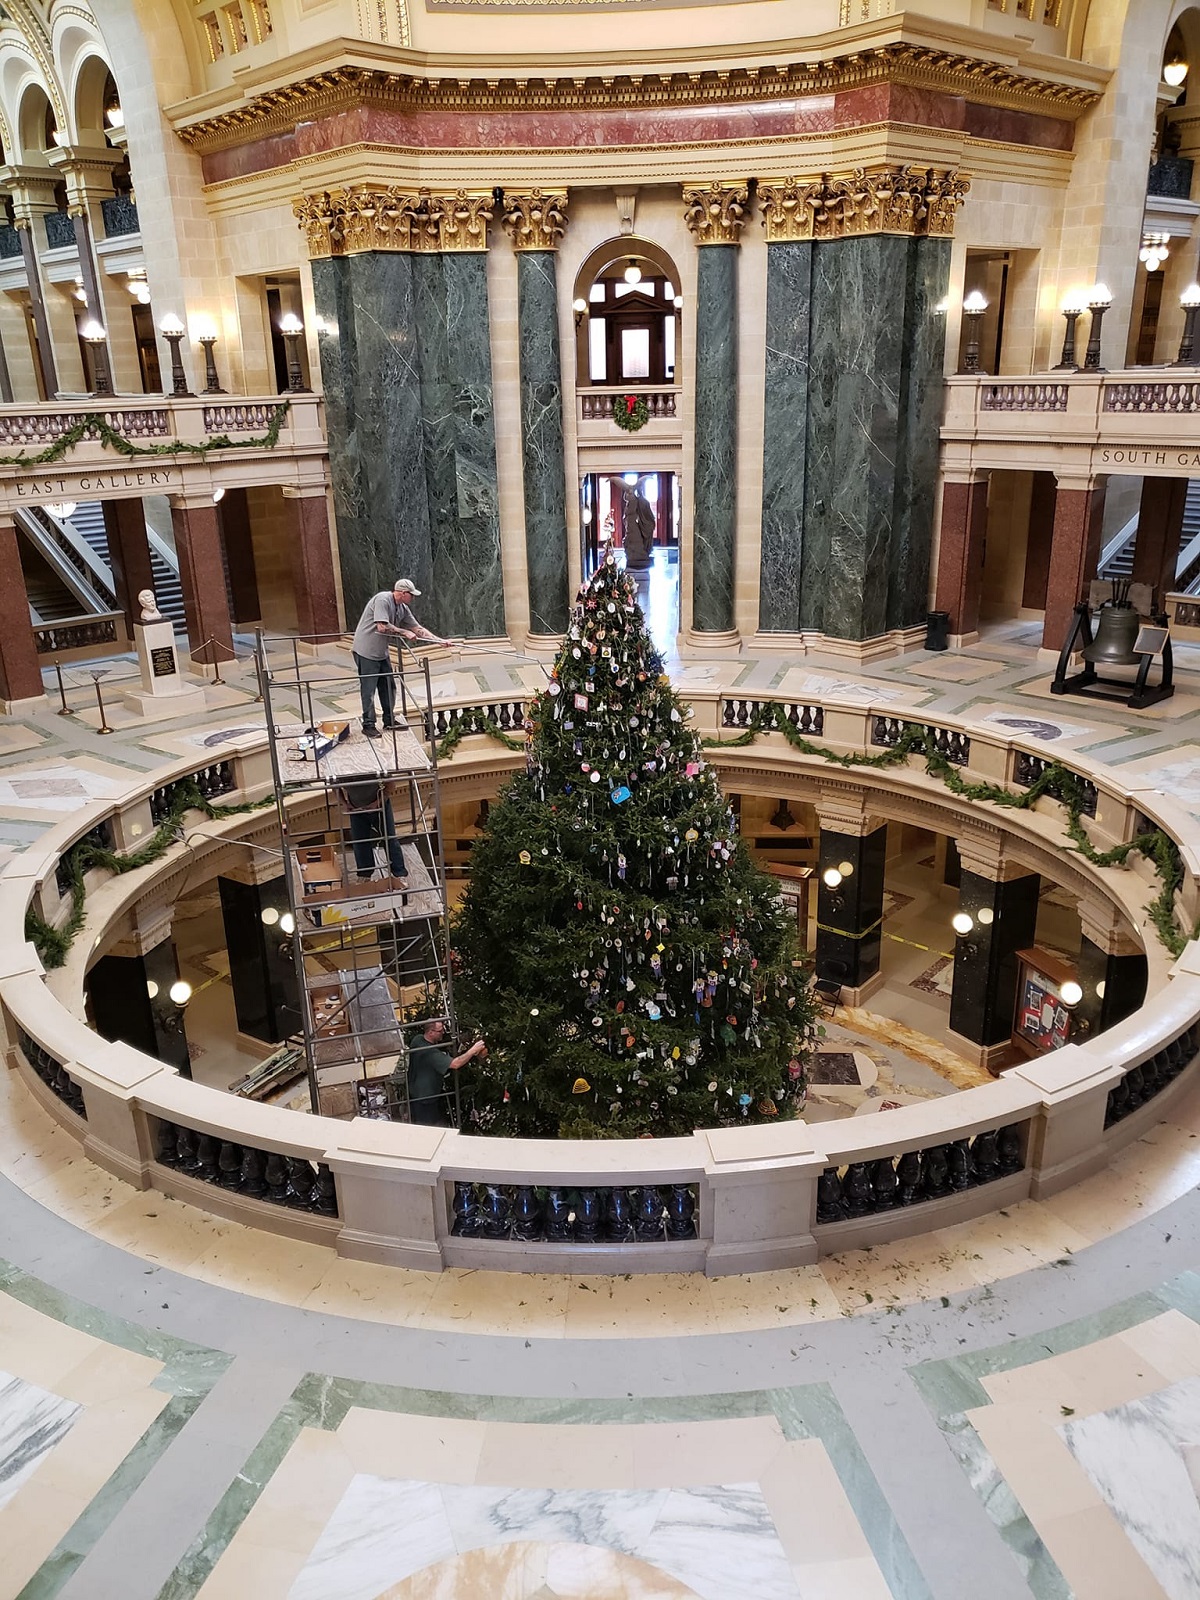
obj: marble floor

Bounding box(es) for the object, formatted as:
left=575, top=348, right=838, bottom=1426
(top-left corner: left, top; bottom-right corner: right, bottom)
left=7, top=620, right=1200, bottom=1597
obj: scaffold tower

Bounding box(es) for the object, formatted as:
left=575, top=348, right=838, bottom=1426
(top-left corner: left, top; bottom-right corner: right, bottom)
left=256, top=636, right=460, bottom=1124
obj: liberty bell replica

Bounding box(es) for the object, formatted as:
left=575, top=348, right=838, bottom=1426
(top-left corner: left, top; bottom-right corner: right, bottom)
left=1082, top=597, right=1142, bottom=666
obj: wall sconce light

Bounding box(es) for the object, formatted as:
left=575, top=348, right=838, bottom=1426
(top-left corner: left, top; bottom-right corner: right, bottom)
left=580, top=505, right=593, bottom=525
left=961, top=290, right=988, bottom=374
left=105, top=105, right=125, bottom=130
left=1060, top=979, right=1084, bottom=1006
left=197, top=332, right=225, bottom=395
left=769, top=799, right=796, bottom=831
left=261, top=906, right=280, bottom=926
left=146, top=980, right=159, bottom=999
left=976, top=906, right=994, bottom=925
left=822, top=867, right=843, bottom=889
left=212, top=487, right=225, bottom=505
left=1054, top=296, right=1088, bottom=371
left=623, top=258, right=642, bottom=286
left=673, top=294, right=684, bottom=310
left=1165, top=53, right=1189, bottom=88
left=158, top=313, right=192, bottom=397
left=155, top=978, right=193, bottom=1033
left=951, top=911, right=974, bottom=935
left=279, top=912, right=295, bottom=937
left=837, top=860, right=855, bottom=878
left=80, top=319, right=113, bottom=397
left=1177, top=284, right=1200, bottom=365
left=1095, top=979, right=1107, bottom=1000
left=278, top=312, right=309, bottom=393
left=572, top=297, right=587, bottom=328
left=1083, top=283, right=1112, bottom=371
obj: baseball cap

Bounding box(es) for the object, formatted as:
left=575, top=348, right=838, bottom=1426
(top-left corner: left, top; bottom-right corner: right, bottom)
left=393, top=578, right=422, bottom=596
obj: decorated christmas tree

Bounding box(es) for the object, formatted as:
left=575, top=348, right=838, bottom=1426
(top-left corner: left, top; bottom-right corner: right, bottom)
left=453, top=554, right=817, bottom=1138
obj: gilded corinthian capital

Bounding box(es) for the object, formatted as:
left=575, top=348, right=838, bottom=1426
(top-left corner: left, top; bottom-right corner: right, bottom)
left=292, top=187, right=495, bottom=256
left=499, top=190, right=568, bottom=250
left=681, top=181, right=750, bottom=245
left=758, top=167, right=970, bottom=242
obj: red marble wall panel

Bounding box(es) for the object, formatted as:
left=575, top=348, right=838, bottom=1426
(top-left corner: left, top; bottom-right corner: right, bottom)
left=199, top=88, right=1075, bottom=185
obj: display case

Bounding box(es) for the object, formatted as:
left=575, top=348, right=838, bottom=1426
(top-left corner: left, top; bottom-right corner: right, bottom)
left=1011, top=947, right=1078, bottom=1057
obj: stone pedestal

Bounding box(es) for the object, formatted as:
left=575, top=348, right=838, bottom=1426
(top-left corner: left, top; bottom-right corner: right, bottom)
left=124, top=620, right=206, bottom=718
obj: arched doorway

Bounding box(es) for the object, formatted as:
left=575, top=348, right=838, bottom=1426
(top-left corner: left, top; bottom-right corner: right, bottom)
left=572, top=238, right=683, bottom=654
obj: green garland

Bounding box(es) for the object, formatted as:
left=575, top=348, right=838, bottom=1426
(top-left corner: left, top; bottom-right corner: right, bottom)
left=0, top=403, right=291, bottom=468
left=612, top=394, right=649, bottom=433
left=25, top=780, right=276, bottom=970
left=701, top=703, right=1191, bottom=956
left=435, top=708, right=528, bottom=761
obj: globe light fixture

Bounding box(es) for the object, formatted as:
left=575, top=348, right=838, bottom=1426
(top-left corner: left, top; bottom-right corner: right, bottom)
left=158, top=312, right=192, bottom=396
left=80, top=319, right=113, bottom=396
left=961, top=290, right=988, bottom=374
left=279, top=912, right=296, bottom=936
left=822, top=867, right=843, bottom=889
left=278, top=311, right=310, bottom=393
left=1177, top=284, right=1200, bottom=365
left=1083, top=282, right=1113, bottom=370
left=1165, top=53, right=1189, bottom=88
left=572, top=297, right=587, bottom=327
left=951, top=912, right=974, bottom=935
left=168, top=980, right=193, bottom=1007
left=976, top=906, right=995, bottom=926
left=1060, top=980, right=1084, bottom=1007
left=623, top=259, right=642, bottom=285
left=261, top=906, right=280, bottom=926
left=105, top=105, right=125, bottom=129
left=1054, top=294, right=1089, bottom=370
left=146, top=980, right=159, bottom=999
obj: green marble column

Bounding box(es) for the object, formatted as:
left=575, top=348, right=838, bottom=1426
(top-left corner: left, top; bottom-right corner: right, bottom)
left=516, top=251, right=569, bottom=636
left=312, top=251, right=431, bottom=621
left=693, top=245, right=739, bottom=634
left=309, top=212, right=504, bottom=638
left=759, top=241, right=812, bottom=632
left=798, top=233, right=950, bottom=642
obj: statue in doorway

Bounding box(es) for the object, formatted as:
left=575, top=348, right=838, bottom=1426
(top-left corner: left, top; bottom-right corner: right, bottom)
left=137, top=588, right=164, bottom=623
left=620, top=481, right=656, bottom=570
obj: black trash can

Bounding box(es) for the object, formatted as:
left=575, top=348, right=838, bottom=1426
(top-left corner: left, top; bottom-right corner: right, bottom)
left=925, top=610, right=950, bottom=652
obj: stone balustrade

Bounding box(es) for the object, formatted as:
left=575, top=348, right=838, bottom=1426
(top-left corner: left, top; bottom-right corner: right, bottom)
left=942, top=371, right=1200, bottom=478
left=1, top=692, right=1199, bottom=1275
left=0, top=393, right=328, bottom=512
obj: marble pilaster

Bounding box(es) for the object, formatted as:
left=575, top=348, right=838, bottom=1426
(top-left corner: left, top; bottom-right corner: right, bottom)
left=759, top=241, right=811, bottom=633
left=516, top=251, right=569, bottom=637
left=888, top=236, right=951, bottom=632
left=693, top=245, right=739, bottom=635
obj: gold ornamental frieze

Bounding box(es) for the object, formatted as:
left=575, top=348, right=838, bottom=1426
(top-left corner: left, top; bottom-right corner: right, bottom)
left=682, top=181, right=750, bottom=245
left=292, top=187, right=495, bottom=257
left=758, top=167, right=970, bottom=242
left=499, top=190, right=569, bottom=250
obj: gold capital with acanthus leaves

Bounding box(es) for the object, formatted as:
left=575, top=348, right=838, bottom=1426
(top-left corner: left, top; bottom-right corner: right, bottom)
left=292, top=187, right=496, bottom=257
left=681, top=181, right=750, bottom=245
left=499, top=190, right=568, bottom=251
left=758, top=167, right=970, bottom=242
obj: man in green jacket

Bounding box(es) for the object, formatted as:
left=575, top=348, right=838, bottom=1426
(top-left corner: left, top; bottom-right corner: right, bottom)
left=399, top=1019, right=487, bottom=1125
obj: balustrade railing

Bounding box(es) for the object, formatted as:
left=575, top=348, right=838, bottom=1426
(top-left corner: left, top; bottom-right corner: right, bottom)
left=816, top=1122, right=1026, bottom=1223
left=580, top=389, right=679, bottom=421
left=34, top=613, right=122, bottom=657
left=17, top=1027, right=86, bottom=1120
left=1147, top=156, right=1194, bottom=200
left=1104, top=382, right=1200, bottom=413
left=149, top=762, right=235, bottom=824
left=981, top=382, right=1069, bottom=412
left=154, top=1120, right=338, bottom=1214
left=871, top=716, right=970, bottom=765
left=1013, top=751, right=1098, bottom=816
left=1105, top=1023, right=1199, bottom=1129
left=99, top=195, right=140, bottom=238
left=720, top=699, right=824, bottom=735
left=28, top=507, right=117, bottom=606
left=43, top=212, right=75, bottom=251
left=422, top=700, right=529, bottom=741
left=450, top=1180, right=698, bottom=1243
left=0, top=408, right=171, bottom=446
left=201, top=402, right=279, bottom=433
left=55, top=818, right=114, bottom=897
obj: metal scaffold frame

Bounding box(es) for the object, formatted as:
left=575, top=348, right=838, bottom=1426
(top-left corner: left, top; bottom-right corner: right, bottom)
left=255, top=633, right=461, bottom=1125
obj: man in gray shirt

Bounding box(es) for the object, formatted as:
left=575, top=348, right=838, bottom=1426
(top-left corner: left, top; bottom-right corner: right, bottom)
left=351, top=579, right=448, bottom=737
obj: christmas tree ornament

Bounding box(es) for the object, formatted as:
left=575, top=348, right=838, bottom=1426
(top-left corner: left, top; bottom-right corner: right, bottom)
left=518, top=850, right=531, bottom=865
left=572, top=1077, right=591, bottom=1094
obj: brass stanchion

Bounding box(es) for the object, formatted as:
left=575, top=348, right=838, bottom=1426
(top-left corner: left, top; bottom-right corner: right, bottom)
left=52, top=659, right=71, bottom=716
left=90, top=671, right=114, bottom=735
